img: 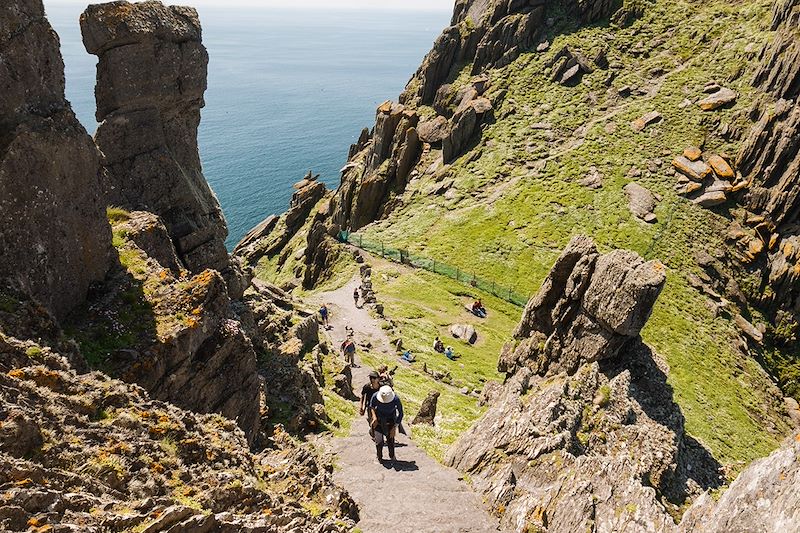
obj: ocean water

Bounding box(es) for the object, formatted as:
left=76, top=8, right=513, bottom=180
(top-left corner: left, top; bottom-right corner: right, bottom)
left=46, top=2, right=450, bottom=247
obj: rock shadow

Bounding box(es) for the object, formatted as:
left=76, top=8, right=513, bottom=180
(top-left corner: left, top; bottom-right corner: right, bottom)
left=599, top=339, right=724, bottom=502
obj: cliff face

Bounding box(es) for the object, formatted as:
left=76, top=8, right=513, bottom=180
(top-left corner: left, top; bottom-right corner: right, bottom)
left=0, top=294, right=356, bottom=532
left=0, top=0, right=113, bottom=321
left=81, top=1, right=247, bottom=299
left=446, top=237, right=720, bottom=532
left=734, top=0, right=800, bottom=319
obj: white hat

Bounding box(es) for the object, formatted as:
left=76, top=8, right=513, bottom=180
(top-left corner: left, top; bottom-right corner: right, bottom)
left=377, top=385, right=395, bottom=404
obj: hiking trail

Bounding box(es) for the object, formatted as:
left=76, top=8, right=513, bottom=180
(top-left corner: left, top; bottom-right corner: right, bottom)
left=309, top=275, right=505, bottom=533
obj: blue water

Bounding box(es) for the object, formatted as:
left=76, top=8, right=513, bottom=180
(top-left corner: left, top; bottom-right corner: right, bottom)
left=46, top=2, right=450, bottom=247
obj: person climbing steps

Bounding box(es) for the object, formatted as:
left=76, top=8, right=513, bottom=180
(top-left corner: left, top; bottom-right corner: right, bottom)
left=370, top=385, right=404, bottom=465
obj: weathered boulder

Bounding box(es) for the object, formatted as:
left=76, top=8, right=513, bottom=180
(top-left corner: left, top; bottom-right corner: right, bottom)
left=81, top=1, right=244, bottom=297
left=624, top=182, right=657, bottom=221
left=443, top=105, right=477, bottom=163
left=501, top=236, right=665, bottom=377
left=333, top=365, right=358, bottom=401
left=631, top=110, right=662, bottom=132
left=450, top=324, right=478, bottom=344
left=412, top=390, right=440, bottom=425
left=698, top=87, right=738, bottom=110
left=0, top=0, right=113, bottom=320
left=417, top=115, right=450, bottom=143
left=673, top=155, right=712, bottom=181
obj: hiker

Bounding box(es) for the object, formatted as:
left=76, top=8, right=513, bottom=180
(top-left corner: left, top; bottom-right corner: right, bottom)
left=378, top=364, right=395, bottom=387
left=370, top=385, right=404, bottom=463
left=401, top=350, right=415, bottom=363
left=360, top=371, right=381, bottom=427
left=472, top=299, right=487, bottom=318
left=433, top=336, right=445, bottom=353
left=445, top=346, right=456, bottom=360
left=319, top=304, right=330, bottom=327
left=341, top=339, right=358, bottom=367
left=353, top=287, right=360, bottom=308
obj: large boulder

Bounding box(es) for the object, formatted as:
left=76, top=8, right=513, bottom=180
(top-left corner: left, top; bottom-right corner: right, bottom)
left=0, top=0, right=113, bottom=320
left=81, top=1, right=244, bottom=297
left=501, top=235, right=665, bottom=377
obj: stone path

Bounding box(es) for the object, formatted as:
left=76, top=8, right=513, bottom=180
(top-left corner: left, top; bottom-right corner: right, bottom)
left=310, top=275, right=504, bottom=533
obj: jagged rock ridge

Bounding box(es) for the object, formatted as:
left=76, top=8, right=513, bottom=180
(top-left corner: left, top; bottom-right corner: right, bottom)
left=446, top=236, right=724, bottom=532
left=0, top=293, right=356, bottom=532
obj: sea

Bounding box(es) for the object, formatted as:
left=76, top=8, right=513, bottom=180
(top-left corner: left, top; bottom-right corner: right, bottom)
left=46, top=2, right=450, bottom=247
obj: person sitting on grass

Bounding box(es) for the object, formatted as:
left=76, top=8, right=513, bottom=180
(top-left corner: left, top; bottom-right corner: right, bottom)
left=445, top=346, right=456, bottom=360
left=433, top=336, right=445, bottom=353
left=471, top=299, right=487, bottom=318
left=401, top=350, right=415, bottom=363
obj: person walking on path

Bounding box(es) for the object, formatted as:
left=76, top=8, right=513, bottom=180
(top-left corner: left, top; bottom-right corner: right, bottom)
left=341, top=338, right=358, bottom=367
left=319, top=304, right=330, bottom=328
left=370, top=385, right=404, bottom=463
left=360, top=371, right=381, bottom=429
left=353, top=287, right=360, bottom=308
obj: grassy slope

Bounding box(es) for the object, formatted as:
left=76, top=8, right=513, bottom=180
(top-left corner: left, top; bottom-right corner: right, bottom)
left=354, top=0, right=790, bottom=466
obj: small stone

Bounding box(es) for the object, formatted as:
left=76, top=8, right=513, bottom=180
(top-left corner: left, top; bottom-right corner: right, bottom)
left=684, top=182, right=702, bottom=194
left=698, top=87, right=737, bottom=111
left=536, top=40, right=550, bottom=52
left=708, top=154, right=734, bottom=178
left=734, top=314, right=763, bottom=344
left=644, top=212, right=657, bottom=223
left=673, top=156, right=712, bottom=181
left=693, top=190, right=727, bottom=207
left=683, top=147, right=702, bottom=161
left=631, top=111, right=662, bottom=132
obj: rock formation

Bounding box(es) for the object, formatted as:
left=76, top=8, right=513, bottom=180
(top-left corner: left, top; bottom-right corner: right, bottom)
left=0, top=296, right=356, bottom=532
left=0, top=0, right=113, bottom=320
left=446, top=237, right=722, bottom=532
left=412, top=390, right=440, bottom=425
left=68, top=210, right=263, bottom=443
left=679, top=433, right=800, bottom=532
left=81, top=1, right=246, bottom=298
left=499, top=236, right=666, bottom=377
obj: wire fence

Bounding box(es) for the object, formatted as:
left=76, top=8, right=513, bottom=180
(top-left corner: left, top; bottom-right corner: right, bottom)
left=338, top=231, right=531, bottom=307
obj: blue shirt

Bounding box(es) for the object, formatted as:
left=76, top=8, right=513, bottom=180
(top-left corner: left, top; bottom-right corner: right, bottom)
left=370, top=393, right=403, bottom=425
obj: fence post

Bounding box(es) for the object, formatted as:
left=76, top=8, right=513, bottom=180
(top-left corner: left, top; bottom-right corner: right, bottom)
left=358, top=234, right=362, bottom=247
left=455, top=268, right=459, bottom=281
left=432, top=259, right=436, bottom=273
left=380, top=241, right=384, bottom=257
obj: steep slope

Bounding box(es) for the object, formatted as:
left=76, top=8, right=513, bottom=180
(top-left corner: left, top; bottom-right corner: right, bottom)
left=254, top=0, right=797, bottom=468
left=0, top=291, right=356, bottom=532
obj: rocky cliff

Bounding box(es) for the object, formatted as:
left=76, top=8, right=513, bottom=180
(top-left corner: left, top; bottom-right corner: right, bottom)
left=447, top=237, right=799, bottom=532
left=0, top=0, right=113, bottom=321
left=0, top=292, right=356, bottom=532
left=446, top=237, right=722, bottom=532
left=81, top=0, right=247, bottom=299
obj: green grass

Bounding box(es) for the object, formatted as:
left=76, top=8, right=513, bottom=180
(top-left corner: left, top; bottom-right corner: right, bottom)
left=345, top=0, right=789, bottom=468
left=353, top=262, right=518, bottom=460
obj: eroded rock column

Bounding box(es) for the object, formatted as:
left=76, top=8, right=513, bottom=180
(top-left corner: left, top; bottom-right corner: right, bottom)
left=81, top=1, right=244, bottom=295
left=0, top=0, right=112, bottom=320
